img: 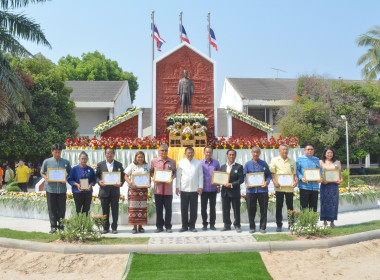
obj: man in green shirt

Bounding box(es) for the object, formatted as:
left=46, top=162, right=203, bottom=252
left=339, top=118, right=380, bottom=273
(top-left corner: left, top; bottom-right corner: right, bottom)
left=41, top=143, right=71, bottom=234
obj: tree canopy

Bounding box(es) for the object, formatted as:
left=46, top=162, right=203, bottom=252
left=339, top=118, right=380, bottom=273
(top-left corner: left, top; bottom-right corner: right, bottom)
left=357, top=26, right=380, bottom=80
left=0, top=0, right=51, bottom=124
left=0, top=54, right=78, bottom=164
left=278, top=76, right=380, bottom=162
left=58, top=51, right=138, bottom=102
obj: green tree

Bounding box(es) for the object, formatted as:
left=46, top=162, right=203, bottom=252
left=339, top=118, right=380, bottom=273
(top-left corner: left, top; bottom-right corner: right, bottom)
left=58, top=51, right=139, bottom=102
left=357, top=26, right=380, bottom=80
left=0, top=0, right=51, bottom=123
left=0, top=54, right=78, bottom=164
left=278, top=76, right=380, bottom=163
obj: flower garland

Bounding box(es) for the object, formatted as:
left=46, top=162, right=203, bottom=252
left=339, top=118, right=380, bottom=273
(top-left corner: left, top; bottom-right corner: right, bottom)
left=165, top=113, right=208, bottom=125
left=0, top=190, right=155, bottom=218
left=240, top=185, right=380, bottom=214
left=93, top=107, right=142, bottom=136
left=226, top=106, right=273, bottom=133
left=207, top=136, right=299, bottom=149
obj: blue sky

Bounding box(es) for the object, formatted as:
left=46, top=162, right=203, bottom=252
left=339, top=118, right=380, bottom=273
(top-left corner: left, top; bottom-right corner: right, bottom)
left=16, top=0, right=379, bottom=107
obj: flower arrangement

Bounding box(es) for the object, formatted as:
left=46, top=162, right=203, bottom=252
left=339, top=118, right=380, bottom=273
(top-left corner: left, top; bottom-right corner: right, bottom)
left=206, top=136, right=299, bottom=149
left=64, top=136, right=168, bottom=149
left=226, top=106, right=273, bottom=133
left=94, top=107, right=142, bottom=135
left=166, top=113, right=208, bottom=125
left=65, top=138, right=73, bottom=149
left=182, top=126, right=194, bottom=140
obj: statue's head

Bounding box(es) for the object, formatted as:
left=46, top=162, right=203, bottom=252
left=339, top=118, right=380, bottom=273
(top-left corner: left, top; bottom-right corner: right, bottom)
left=183, top=70, right=188, bottom=78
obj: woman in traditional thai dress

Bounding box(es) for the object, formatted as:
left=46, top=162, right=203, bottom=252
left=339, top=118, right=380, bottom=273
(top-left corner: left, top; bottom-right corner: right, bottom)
left=124, top=151, right=150, bottom=234
left=319, top=148, right=343, bottom=228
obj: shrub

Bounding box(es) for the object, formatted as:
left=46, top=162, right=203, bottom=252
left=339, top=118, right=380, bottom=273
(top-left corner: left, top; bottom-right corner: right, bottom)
left=3, top=182, right=22, bottom=192
left=289, top=209, right=330, bottom=238
left=58, top=212, right=103, bottom=242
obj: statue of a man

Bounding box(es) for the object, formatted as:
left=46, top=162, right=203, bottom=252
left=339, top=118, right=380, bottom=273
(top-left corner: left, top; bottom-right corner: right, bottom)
left=177, top=70, right=194, bottom=113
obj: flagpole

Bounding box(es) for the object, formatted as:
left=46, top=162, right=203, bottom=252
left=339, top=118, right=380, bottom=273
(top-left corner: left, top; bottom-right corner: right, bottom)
left=152, top=11, right=155, bottom=61
left=151, top=10, right=155, bottom=137
left=208, top=12, right=211, bottom=58
left=179, top=11, right=183, bottom=43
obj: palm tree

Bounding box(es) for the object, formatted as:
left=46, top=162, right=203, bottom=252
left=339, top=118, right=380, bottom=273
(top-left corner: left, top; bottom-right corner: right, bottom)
left=356, top=26, right=380, bottom=80
left=0, top=0, right=51, bottom=124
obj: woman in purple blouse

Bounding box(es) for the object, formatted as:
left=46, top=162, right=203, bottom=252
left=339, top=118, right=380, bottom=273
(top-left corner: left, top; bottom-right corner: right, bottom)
left=67, top=151, right=96, bottom=215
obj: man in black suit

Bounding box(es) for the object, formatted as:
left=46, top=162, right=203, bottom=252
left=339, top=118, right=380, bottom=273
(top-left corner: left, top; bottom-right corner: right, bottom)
left=95, top=147, right=125, bottom=234
left=220, top=149, right=244, bottom=233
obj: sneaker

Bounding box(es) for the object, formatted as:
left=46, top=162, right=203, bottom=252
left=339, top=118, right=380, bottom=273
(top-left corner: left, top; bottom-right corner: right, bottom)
left=202, top=226, right=207, bottom=231
left=249, top=229, right=255, bottom=234
left=220, top=227, right=231, bottom=231
left=166, top=229, right=173, bottom=233
left=190, top=228, right=197, bottom=232
left=260, top=229, right=266, bottom=234
left=154, top=228, right=163, bottom=233
left=276, top=226, right=282, bottom=232
left=235, top=227, right=242, bottom=233
left=179, top=228, right=187, bottom=233
left=210, top=226, right=216, bottom=231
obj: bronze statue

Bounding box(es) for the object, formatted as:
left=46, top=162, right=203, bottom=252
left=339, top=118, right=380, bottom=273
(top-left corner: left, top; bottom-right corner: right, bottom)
left=177, top=70, right=193, bottom=113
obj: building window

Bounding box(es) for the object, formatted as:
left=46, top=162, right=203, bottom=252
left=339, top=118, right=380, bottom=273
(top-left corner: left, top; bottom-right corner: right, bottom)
left=248, top=108, right=270, bottom=124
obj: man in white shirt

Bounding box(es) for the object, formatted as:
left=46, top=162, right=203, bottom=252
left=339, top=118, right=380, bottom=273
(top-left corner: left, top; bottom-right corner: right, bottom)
left=176, top=147, right=203, bottom=232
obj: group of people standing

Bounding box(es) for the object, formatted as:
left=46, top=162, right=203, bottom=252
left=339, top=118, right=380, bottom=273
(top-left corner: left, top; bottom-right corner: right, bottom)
left=39, top=142, right=341, bottom=234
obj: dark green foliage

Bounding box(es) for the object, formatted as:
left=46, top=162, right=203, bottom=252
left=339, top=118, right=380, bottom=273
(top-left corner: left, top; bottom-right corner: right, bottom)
left=58, top=51, right=139, bottom=102
left=0, top=54, right=78, bottom=164
left=279, top=76, right=380, bottom=163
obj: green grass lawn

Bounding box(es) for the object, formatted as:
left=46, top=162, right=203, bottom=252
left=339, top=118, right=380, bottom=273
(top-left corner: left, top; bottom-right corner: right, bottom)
left=254, top=234, right=297, bottom=242
left=126, top=252, right=273, bottom=280
left=0, top=228, right=149, bottom=244
left=329, top=220, right=380, bottom=236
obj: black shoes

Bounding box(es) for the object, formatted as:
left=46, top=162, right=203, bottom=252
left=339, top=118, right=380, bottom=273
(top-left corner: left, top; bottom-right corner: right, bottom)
left=202, top=226, right=207, bottom=231
left=210, top=226, right=216, bottom=231
left=101, top=229, right=110, bottom=234
left=221, top=227, right=231, bottom=231
left=154, top=228, right=163, bottom=233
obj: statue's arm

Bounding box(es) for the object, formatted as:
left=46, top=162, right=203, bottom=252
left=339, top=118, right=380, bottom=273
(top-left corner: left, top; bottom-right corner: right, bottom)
left=191, top=80, right=194, bottom=97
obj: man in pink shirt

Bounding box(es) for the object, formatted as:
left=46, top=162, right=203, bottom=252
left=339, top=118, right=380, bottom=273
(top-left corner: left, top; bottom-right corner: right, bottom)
left=150, top=144, right=177, bottom=233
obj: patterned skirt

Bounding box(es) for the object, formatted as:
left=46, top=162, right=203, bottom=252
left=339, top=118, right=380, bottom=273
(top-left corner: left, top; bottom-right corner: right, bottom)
left=128, top=187, right=148, bottom=225
left=320, top=183, right=339, bottom=222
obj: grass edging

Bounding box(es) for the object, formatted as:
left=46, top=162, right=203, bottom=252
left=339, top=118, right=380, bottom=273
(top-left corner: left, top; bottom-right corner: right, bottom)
left=0, top=228, right=149, bottom=245
left=253, top=220, right=380, bottom=242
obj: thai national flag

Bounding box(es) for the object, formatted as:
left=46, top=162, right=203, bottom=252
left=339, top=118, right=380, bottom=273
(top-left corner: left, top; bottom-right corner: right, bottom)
left=151, top=23, right=165, bottom=52
left=210, top=27, right=217, bottom=51
left=181, top=25, right=190, bottom=44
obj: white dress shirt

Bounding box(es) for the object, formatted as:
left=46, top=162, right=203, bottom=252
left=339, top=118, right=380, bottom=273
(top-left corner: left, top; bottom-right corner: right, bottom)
left=176, top=158, right=204, bottom=192
left=226, top=161, right=236, bottom=173
left=106, top=160, right=114, bottom=172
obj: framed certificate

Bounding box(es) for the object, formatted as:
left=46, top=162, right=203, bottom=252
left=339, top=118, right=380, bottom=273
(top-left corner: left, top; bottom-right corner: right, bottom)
left=304, top=169, right=321, bottom=181
left=246, top=172, right=265, bottom=188
left=102, top=172, right=121, bottom=185
left=131, top=174, right=150, bottom=187
left=276, top=174, right=294, bottom=187
left=154, top=169, right=172, bottom=183
left=211, top=171, right=230, bottom=185
left=324, top=170, right=340, bottom=183
left=79, top=178, right=90, bottom=190
left=47, top=168, right=66, bottom=183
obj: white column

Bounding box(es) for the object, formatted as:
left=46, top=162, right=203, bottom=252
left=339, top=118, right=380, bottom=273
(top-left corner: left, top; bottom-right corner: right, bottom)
left=227, top=114, right=232, bottom=137
left=138, top=110, right=143, bottom=138
left=108, top=108, right=114, bottom=120
left=365, top=154, right=371, bottom=168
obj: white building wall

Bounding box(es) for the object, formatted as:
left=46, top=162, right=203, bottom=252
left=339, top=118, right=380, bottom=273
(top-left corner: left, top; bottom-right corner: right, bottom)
left=219, top=79, right=243, bottom=111
left=75, top=109, right=109, bottom=137
left=114, top=82, right=132, bottom=117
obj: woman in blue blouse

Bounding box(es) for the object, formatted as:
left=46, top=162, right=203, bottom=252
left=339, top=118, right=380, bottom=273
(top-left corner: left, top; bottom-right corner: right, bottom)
left=68, top=152, right=96, bottom=215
